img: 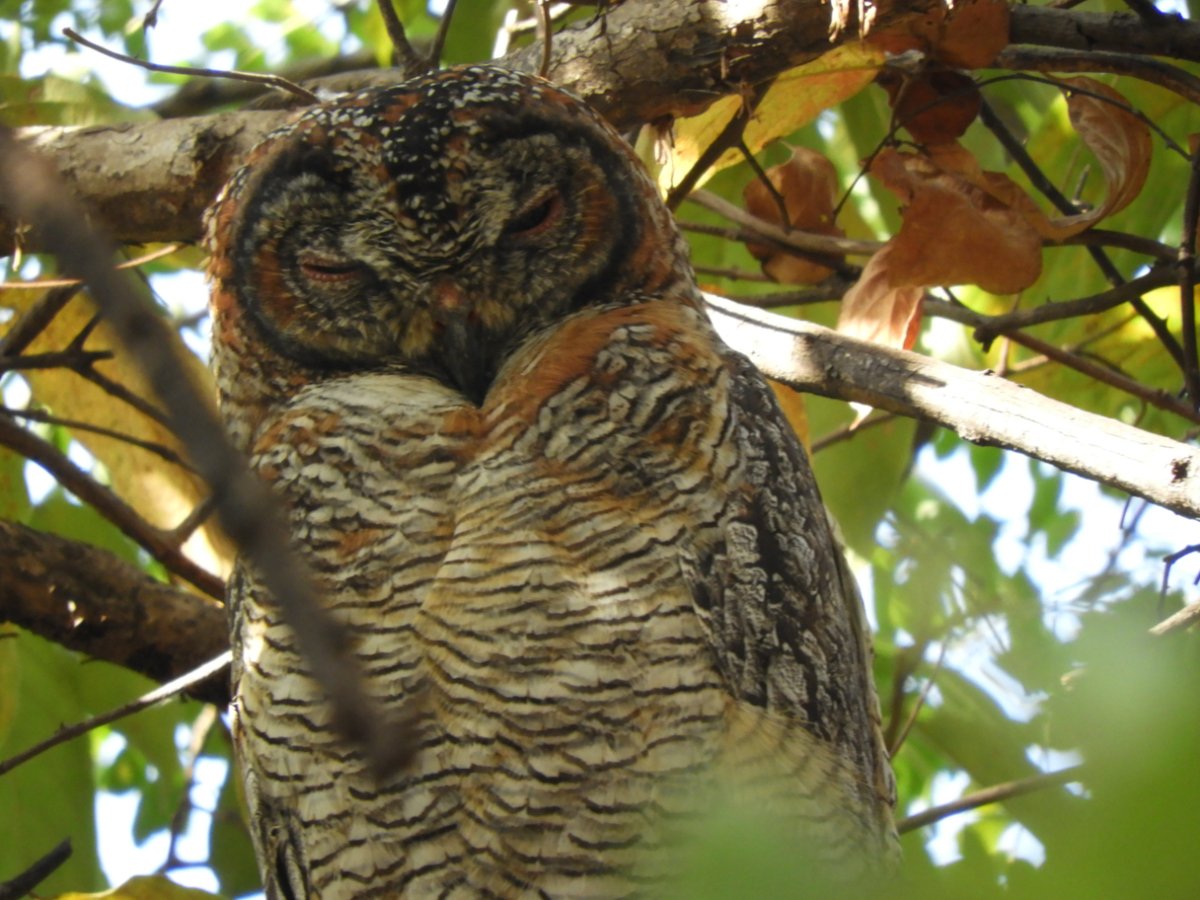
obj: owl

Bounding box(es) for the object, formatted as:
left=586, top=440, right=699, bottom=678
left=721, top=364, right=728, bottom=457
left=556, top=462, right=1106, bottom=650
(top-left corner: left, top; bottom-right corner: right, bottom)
left=206, top=65, right=896, bottom=898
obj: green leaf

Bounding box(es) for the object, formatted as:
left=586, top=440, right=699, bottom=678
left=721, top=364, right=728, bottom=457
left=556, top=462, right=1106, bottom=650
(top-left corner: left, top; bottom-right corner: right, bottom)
left=0, top=630, right=103, bottom=894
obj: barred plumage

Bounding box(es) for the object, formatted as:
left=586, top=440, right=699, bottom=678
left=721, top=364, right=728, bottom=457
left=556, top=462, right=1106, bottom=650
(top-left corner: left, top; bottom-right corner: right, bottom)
left=208, top=64, right=895, bottom=898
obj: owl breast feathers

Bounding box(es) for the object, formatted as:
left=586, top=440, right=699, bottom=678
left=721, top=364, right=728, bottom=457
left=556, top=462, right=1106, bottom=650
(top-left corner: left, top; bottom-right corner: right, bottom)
left=206, top=64, right=896, bottom=898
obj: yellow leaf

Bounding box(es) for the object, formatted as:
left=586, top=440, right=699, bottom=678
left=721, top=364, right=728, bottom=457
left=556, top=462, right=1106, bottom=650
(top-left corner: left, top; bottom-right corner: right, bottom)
left=52, top=874, right=222, bottom=900
left=653, top=43, right=884, bottom=196
left=0, top=281, right=229, bottom=577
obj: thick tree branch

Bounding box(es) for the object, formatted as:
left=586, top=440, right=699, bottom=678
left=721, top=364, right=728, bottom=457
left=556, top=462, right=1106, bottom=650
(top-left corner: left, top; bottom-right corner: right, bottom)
left=1009, top=6, right=1200, bottom=63
left=704, top=294, right=1200, bottom=522
left=2, top=0, right=938, bottom=253
left=5, top=1, right=1194, bottom=253
left=0, top=520, right=229, bottom=705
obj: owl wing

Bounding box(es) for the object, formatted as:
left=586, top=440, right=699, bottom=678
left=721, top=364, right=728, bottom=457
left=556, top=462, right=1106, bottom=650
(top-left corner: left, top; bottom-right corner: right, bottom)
left=688, top=349, right=895, bottom=821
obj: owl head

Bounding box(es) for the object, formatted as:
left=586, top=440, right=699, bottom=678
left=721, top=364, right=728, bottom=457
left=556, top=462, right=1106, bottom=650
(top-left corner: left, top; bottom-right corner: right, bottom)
left=207, top=65, right=696, bottom=420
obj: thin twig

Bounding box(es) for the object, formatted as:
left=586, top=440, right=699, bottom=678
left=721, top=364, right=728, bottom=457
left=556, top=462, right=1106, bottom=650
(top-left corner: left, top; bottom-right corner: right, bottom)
left=537, top=1, right=553, bottom=78
left=665, top=92, right=758, bottom=212
left=971, top=265, right=1181, bottom=345
left=160, top=704, right=219, bottom=874
left=686, top=191, right=882, bottom=257
left=926, top=298, right=1200, bottom=427
left=0, top=652, right=231, bottom=779
left=0, top=414, right=223, bottom=597
left=428, top=0, right=459, bottom=70
left=1150, top=598, right=1200, bottom=636
left=1, top=244, right=183, bottom=290
left=0, top=285, right=77, bottom=357
left=1179, top=142, right=1200, bottom=400
left=978, top=95, right=1189, bottom=381
left=888, top=642, right=949, bottom=757
left=377, top=0, right=426, bottom=71
left=692, top=264, right=775, bottom=283
left=810, top=409, right=897, bottom=453
left=896, top=765, right=1084, bottom=833
left=739, top=136, right=793, bottom=230
left=62, top=28, right=318, bottom=104
left=0, top=405, right=192, bottom=469
left=994, top=46, right=1200, bottom=107
left=0, top=839, right=72, bottom=900
left=0, top=348, right=113, bottom=371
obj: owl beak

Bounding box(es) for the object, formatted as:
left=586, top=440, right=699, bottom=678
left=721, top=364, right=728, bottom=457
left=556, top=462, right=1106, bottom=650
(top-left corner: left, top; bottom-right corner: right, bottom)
left=420, top=276, right=495, bottom=406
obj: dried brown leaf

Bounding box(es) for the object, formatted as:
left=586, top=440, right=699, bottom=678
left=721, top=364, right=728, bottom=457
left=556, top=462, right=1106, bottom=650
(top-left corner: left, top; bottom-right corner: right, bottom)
left=838, top=146, right=1043, bottom=348
left=743, top=147, right=845, bottom=284
left=879, top=67, right=982, bottom=145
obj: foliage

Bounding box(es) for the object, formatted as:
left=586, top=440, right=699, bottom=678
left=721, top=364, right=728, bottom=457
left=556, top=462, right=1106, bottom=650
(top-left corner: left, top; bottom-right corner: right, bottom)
left=1, top=1, right=1198, bottom=897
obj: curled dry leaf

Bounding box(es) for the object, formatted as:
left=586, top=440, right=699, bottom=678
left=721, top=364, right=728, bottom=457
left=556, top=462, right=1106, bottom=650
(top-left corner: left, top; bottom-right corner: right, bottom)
left=743, top=147, right=846, bottom=284
left=838, top=146, right=1043, bottom=349
left=878, top=66, right=982, bottom=145
left=869, top=0, right=1010, bottom=68
left=1048, top=77, right=1153, bottom=238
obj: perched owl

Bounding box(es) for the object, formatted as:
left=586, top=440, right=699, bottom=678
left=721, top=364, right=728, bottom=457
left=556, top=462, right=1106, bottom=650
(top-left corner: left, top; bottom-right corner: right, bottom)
left=207, top=65, right=896, bottom=898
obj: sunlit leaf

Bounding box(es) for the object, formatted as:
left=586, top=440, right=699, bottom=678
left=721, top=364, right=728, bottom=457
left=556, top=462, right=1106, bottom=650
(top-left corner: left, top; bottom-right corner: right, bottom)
left=654, top=44, right=883, bottom=195
left=52, top=874, right=222, bottom=899
left=0, top=286, right=229, bottom=576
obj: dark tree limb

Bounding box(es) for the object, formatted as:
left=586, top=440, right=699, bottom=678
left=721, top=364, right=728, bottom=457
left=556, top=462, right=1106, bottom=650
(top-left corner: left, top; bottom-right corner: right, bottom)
left=0, top=839, right=72, bottom=900
left=1, top=0, right=938, bottom=253
left=0, top=520, right=229, bottom=705
left=1009, top=6, right=1200, bottom=63
left=897, top=766, right=1084, bottom=834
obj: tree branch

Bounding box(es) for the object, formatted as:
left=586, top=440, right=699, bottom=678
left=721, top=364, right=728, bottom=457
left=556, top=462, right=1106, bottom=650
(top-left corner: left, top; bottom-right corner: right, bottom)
left=0, top=649, right=231, bottom=779
left=0, top=0, right=941, bottom=253
left=0, top=520, right=229, bottom=705
left=1008, top=6, right=1200, bottom=63
left=704, top=294, right=1200, bottom=521
left=897, top=765, right=1084, bottom=833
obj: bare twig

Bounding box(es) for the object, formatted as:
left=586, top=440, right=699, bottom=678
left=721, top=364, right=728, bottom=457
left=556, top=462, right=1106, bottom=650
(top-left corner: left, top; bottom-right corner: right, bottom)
left=978, top=94, right=1189, bottom=385
left=664, top=90, right=760, bottom=211
left=0, top=404, right=192, bottom=469
left=1150, top=598, right=1200, bottom=636
left=377, top=0, right=426, bottom=72
left=0, top=348, right=113, bottom=371
left=0, top=244, right=183, bottom=290
left=0, top=839, right=72, bottom=900
left=62, top=28, right=318, bottom=105
left=428, top=0, right=460, bottom=70
left=994, top=46, right=1200, bottom=107
left=897, top=765, right=1084, bottom=833
left=970, top=266, right=1182, bottom=345
left=926, top=297, right=1200, bottom=428
left=160, top=704, right=219, bottom=874
left=0, top=285, right=77, bottom=357
left=888, top=642, right=949, bottom=758
left=0, top=651, right=231, bottom=779
left=686, top=190, right=882, bottom=257
left=1179, top=143, right=1200, bottom=400
left=0, top=127, right=412, bottom=775
left=0, top=414, right=223, bottom=597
